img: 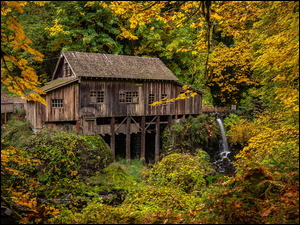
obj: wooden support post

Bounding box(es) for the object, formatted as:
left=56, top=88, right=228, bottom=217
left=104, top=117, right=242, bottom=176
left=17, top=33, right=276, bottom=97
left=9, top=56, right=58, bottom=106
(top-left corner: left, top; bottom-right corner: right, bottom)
left=126, top=116, right=131, bottom=161
left=110, top=117, right=115, bottom=158
left=76, top=120, right=80, bottom=132
left=140, top=116, right=146, bottom=165
left=155, top=115, right=160, bottom=163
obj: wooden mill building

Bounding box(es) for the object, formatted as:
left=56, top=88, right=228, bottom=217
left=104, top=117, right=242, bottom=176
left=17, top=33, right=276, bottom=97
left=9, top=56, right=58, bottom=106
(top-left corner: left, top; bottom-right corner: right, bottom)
left=26, top=51, right=204, bottom=163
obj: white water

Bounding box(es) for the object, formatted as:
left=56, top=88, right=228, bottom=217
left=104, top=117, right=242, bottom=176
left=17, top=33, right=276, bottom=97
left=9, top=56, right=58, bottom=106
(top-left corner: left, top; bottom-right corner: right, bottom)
left=216, top=117, right=230, bottom=156
left=213, top=117, right=231, bottom=173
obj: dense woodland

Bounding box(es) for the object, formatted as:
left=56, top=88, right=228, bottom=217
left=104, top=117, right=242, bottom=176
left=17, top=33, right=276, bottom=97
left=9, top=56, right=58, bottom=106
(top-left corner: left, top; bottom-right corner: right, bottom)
left=1, top=1, right=299, bottom=224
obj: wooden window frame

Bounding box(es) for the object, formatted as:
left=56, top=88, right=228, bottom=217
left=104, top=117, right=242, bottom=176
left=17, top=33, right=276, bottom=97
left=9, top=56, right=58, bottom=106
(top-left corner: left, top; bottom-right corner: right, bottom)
left=119, top=91, right=139, bottom=103
left=52, top=99, right=63, bottom=108
left=90, top=91, right=104, bottom=103
left=148, top=93, right=155, bottom=104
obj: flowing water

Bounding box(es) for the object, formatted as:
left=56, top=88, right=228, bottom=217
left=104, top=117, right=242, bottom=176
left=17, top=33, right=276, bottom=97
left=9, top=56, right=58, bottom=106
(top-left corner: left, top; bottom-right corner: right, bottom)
left=213, top=117, right=235, bottom=175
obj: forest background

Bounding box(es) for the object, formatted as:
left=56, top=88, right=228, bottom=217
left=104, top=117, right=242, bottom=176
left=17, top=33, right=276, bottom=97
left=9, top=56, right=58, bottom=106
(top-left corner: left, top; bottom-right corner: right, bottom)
left=1, top=1, right=299, bottom=224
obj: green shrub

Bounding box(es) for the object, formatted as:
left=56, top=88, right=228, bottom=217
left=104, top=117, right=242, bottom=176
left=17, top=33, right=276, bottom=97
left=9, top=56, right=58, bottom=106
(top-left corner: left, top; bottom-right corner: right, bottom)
left=25, top=128, right=113, bottom=184
left=47, top=186, right=205, bottom=224
left=162, top=114, right=219, bottom=156
left=85, top=161, right=143, bottom=192
left=1, top=107, right=33, bottom=149
left=148, top=151, right=212, bottom=193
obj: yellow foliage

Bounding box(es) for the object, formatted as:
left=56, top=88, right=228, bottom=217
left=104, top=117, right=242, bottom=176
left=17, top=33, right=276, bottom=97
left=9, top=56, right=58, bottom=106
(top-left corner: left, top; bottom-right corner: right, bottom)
left=45, top=19, right=70, bottom=36
left=118, top=27, right=139, bottom=40
left=150, top=85, right=198, bottom=106
left=1, top=1, right=47, bottom=105
left=234, top=110, right=299, bottom=171
left=227, top=119, right=258, bottom=146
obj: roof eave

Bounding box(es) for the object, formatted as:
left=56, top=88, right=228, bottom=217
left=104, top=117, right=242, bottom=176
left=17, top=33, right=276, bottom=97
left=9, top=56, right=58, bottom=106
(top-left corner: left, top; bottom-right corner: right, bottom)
left=43, top=78, right=79, bottom=92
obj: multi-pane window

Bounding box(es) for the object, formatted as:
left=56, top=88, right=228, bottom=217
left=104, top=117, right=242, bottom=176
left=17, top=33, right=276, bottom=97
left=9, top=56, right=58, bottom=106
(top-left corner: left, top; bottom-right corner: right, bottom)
left=90, top=91, right=104, bottom=103
left=149, top=94, right=155, bottom=104
left=52, top=99, right=63, bottom=108
left=162, top=93, right=167, bottom=105
left=119, top=92, right=139, bottom=103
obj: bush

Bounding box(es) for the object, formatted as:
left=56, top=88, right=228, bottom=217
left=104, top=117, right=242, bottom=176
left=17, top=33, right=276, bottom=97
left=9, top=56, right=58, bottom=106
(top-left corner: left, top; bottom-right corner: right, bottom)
left=25, top=128, right=113, bottom=184
left=162, top=114, right=219, bottom=156
left=1, top=107, right=33, bottom=149
left=148, top=150, right=214, bottom=193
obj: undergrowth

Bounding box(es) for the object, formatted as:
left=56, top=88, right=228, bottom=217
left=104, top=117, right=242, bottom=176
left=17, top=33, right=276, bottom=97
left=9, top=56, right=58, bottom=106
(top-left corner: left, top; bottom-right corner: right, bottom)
left=1, top=112, right=299, bottom=224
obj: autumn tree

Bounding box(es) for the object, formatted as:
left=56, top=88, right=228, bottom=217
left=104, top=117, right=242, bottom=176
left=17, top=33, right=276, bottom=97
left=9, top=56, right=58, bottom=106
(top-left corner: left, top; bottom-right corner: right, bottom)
left=1, top=1, right=47, bottom=105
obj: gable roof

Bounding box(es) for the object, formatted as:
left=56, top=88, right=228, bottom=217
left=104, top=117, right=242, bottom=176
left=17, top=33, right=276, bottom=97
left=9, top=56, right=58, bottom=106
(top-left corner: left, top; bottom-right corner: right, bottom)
left=52, top=51, right=178, bottom=81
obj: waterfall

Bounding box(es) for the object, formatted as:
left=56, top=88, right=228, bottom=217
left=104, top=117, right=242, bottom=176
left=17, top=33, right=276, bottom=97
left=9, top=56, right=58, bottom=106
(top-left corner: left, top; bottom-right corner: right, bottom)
left=216, top=117, right=230, bottom=158
left=213, top=117, right=234, bottom=175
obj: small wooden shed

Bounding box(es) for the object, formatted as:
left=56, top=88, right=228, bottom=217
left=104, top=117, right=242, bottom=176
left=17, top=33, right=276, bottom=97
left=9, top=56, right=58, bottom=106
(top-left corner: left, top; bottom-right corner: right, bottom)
left=26, top=51, right=204, bottom=163
left=1, top=91, right=26, bottom=125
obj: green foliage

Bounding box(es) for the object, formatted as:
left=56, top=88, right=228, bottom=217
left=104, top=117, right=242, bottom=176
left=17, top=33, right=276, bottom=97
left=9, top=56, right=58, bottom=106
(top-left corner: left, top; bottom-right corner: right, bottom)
left=113, top=158, right=146, bottom=180
left=236, top=87, right=265, bottom=119
left=25, top=128, right=113, bottom=184
left=1, top=107, right=33, bottom=149
left=162, top=114, right=219, bottom=155
left=47, top=182, right=205, bottom=224
left=148, top=151, right=214, bottom=193
left=123, top=185, right=204, bottom=215
left=89, top=163, right=141, bottom=191
left=44, top=1, right=123, bottom=54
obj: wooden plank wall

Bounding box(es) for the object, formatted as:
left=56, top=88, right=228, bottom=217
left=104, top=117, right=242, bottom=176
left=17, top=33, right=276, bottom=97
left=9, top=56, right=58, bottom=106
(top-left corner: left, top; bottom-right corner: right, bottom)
left=45, top=83, right=79, bottom=122
left=26, top=101, right=45, bottom=129
left=79, top=79, right=202, bottom=118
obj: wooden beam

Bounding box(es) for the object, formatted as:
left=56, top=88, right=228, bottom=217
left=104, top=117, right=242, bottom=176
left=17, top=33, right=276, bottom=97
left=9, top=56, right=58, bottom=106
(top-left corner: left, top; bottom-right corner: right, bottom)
left=155, top=115, right=160, bottom=163
left=126, top=116, right=131, bottom=161
left=110, top=117, right=115, bottom=158
left=76, top=120, right=80, bottom=132
left=140, top=116, right=146, bottom=165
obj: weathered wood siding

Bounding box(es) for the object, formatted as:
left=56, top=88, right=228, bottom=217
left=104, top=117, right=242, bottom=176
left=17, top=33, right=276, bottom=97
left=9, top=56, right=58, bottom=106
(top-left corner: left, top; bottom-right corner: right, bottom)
left=26, top=100, right=45, bottom=129
left=45, top=83, right=79, bottom=122
left=79, top=79, right=202, bottom=118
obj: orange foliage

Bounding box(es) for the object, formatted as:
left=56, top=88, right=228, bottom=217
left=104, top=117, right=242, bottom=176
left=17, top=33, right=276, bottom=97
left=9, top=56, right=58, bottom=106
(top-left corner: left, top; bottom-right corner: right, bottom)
left=1, top=1, right=48, bottom=105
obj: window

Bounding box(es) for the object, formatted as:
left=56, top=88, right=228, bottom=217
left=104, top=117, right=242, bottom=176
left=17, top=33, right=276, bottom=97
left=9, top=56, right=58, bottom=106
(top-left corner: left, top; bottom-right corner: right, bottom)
left=52, top=99, right=63, bottom=108
left=149, top=94, right=155, bottom=104
left=90, top=91, right=104, bottom=103
left=119, top=92, right=139, bottom=103
left=162, top=93, right=167, bottom=105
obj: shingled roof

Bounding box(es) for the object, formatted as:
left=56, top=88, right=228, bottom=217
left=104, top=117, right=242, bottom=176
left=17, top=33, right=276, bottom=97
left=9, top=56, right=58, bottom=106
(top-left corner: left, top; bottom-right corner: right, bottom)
left=54, top=51, right=178, bottom=81
left=42, top=78, right=79, bottom=92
